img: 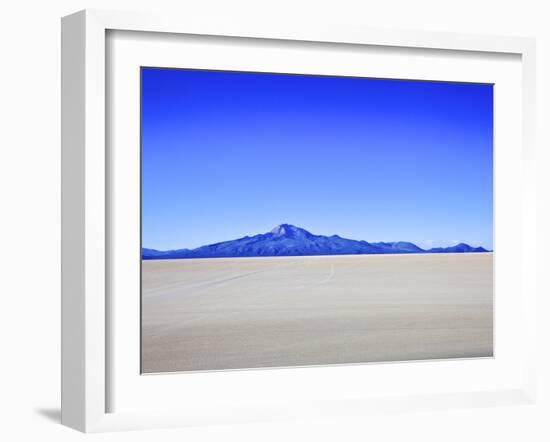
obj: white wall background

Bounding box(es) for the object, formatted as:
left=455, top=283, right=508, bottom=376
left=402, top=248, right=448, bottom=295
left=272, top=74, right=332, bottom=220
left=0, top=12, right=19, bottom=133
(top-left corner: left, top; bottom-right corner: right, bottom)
left=0, top=1, right=548, bottom=440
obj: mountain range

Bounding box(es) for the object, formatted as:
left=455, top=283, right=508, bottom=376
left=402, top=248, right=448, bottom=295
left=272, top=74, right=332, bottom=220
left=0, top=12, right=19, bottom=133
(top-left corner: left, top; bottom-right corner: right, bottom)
left=142, top=224, right=490, bottom=260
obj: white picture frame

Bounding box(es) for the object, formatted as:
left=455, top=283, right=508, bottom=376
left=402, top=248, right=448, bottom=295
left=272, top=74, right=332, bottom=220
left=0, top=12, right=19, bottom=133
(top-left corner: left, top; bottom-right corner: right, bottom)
left=61, top=9, right=538, bottom=433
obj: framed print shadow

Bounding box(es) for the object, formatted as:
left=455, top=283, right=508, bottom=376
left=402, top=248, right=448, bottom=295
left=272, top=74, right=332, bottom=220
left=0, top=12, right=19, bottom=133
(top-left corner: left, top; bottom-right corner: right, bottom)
left=61, top=9, right=537, bottom=433
left=140, top=68, right=494, bottom=374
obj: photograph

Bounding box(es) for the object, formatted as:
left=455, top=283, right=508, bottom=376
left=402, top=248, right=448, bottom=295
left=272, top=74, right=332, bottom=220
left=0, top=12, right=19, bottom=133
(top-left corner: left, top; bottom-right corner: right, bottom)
left=140, top=67, right=494, bottom=374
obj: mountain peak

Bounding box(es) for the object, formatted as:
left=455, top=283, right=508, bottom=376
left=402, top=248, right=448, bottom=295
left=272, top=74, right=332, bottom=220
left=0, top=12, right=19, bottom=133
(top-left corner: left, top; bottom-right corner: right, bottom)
left=270, top=223, right=295, bottom=235
left=269, top=224, right=313, bottom=238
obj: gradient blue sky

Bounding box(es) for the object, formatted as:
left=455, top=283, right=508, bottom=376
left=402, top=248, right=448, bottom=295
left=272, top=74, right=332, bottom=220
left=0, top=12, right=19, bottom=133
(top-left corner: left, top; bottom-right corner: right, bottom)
left=142, top=68, right=493, bottom=251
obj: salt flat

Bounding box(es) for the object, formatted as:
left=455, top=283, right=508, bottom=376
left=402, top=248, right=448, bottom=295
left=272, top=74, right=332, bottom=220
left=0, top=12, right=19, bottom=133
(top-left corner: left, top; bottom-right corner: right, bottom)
left=141, top=253, right=493, bottom=373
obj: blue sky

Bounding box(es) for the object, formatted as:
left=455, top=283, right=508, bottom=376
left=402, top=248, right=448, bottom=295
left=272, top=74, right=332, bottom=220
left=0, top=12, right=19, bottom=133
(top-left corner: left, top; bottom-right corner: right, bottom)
left=142, top=68, right=493, bottom=250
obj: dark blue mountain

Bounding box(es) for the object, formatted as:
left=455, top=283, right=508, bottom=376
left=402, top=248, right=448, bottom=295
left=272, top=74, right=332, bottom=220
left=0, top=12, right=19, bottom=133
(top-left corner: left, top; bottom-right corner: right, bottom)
left=371, top=241, right=425, bottom=253
left=142, top=224, right=490, bottom=260
left=427, top=243, right=489, bottom=253
left=141, top=248, right=177, bottom=258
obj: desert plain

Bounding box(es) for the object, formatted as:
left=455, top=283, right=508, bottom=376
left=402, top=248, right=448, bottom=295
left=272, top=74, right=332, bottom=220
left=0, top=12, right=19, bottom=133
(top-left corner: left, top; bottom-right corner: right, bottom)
left=141, top=253, right=493, bottom=373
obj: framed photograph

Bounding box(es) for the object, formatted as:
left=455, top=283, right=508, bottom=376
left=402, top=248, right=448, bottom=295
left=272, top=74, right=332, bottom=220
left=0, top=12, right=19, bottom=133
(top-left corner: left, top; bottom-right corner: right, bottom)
left=140, top=67, right=496, bottom=374
left=61, top=9, right=538, bottom=432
